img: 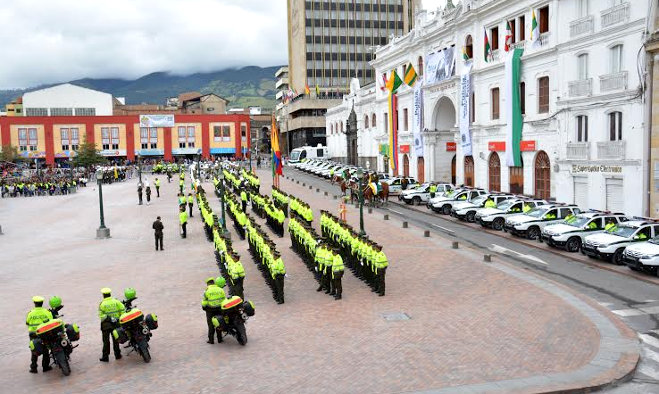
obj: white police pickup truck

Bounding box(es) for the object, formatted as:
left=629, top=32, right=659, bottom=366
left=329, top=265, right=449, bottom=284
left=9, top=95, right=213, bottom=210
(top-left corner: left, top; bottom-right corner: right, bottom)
left=401, top=183, right=453, bottom=205
left=582, top=220, right=659, bottom=265
left=429, top=188, right=487, bottom=215
left=475, top=199, right=547, bottom=231
left=622, top=238, right=659, bottom=275
left=451, top=194, right=514, bottom=223
left=504, top=204, right=581, bottom=240
left=540, top=212, right=628, bottom=252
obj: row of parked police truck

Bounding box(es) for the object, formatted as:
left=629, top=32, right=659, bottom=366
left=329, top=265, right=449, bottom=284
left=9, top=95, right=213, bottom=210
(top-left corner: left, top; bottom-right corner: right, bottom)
left=289, top=151, right=658, bottom=278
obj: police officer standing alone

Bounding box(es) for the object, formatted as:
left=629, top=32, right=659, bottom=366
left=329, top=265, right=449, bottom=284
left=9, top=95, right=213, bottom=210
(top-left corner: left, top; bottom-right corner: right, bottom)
left=152, top=216, right=164, bottom=251
left=145, top=182, right=152, bottom=205
left=26, top=296, right=53, bottom=373
left=98, top=288, right=125, bottom=362
left=154, top=177, right=161, bottom=197
left=137, top=183, right=143, bottom=205
left=201, top=277, right=225, bottom=344
left=180, top=206, right=188, bottom=238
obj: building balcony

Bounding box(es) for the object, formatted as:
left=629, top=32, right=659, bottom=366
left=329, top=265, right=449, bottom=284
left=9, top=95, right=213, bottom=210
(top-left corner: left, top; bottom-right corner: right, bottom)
left=600, top=71, right=628, bottom=92
left=597, top=140, right=625, bottom=160
left=566, top=142, right=590, bottom=160
left=275, top=67, right=288, bottom=78
left=601, top=2, right=630, bottom=28
left=490, top=49, right=500, bottom=62
left=510, top=40, right=526, bottom=50
left=287, top=116, right=327, bottom=131
left=275, top=78, right=289, bottom=89
left=276, top=90, right=285, bottom=100
left=570, top=15, right=594, bottom=37
left=568, top=78, right=592, bottom=97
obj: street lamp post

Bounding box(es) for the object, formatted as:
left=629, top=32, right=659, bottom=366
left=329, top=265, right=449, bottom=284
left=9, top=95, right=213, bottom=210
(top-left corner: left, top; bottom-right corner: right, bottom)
left=137, top=153, right=142, bottom=184
left=356, top=168, right=366, bottom=236
left=95, top=169, right=111, bottom=239
left=196, top=153, right=201, bottom=180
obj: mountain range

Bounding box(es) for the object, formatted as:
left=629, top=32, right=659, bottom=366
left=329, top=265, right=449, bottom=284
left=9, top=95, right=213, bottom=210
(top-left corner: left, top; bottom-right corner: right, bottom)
left=0, top=65, right=282, bottom=110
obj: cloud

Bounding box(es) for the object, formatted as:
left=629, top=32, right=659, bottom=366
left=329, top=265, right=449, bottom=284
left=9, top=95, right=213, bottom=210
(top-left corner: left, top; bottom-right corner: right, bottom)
left=0, top=0, right=288, bottom=89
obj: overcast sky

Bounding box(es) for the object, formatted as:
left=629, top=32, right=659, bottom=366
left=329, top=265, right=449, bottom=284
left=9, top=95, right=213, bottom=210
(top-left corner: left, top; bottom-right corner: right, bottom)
left=0, top=0, right=445, bottom=89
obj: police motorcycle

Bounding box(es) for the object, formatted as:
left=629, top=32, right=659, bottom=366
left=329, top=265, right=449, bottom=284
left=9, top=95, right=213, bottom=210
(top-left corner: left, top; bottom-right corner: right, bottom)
left=210, top=277, right=255, bottom=346
left=30, top=296, right=80, bottom=376
left=111, top=288, right=158, bottom=363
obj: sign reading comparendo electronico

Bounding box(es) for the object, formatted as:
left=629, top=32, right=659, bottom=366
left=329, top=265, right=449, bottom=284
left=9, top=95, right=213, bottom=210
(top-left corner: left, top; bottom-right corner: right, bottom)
left=571, top=165, right=623, bottom=173
left=140, top=114, right=175, bottom=128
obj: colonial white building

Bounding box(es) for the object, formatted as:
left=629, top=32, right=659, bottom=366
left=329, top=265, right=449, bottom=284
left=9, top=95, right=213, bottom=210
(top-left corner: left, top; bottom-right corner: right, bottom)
left=326, top=0, right=648, bottom=216
left=22, top=83, right=114, bottom=117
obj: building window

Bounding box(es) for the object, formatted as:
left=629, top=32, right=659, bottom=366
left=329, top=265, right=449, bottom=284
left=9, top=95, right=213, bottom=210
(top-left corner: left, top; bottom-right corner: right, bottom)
left=539, top=6, right=549, bottom=34
left=111, top=127, right=119, bottom=150
left=61, top=128, right=70, bottom=151
left=577, top=115, right=588, bottom=142
left=418, top=56, right=424, bottom=76
left=470, top=92, right=475, bottom=123
left=222, top=125, right=231, bottom=141
left=241, top=123, right=247, bottom=141
left=609, top=112, right=622, bottom=141
left=71, top=128, right=79, bottom=151
left=51, top=108, right=73, bottom=116
left=577, top=54, right=588, bottom=80
left=490, top=26, right=499, bottom=51
left=372, top=113, right=376, bottom=128
left=213, top=126, right=222, bottom=141
left=465, top=35, right=473, bottom=59
left=610, top=44, right=623, bottom=73
left=140, top=127, right=149, bottom=150
left=150, top=127, right=158, bottom=149
left=101, top=127, right=110, bottom=150
left=178, top=126, right=186, bottom=148
left=403, top=108, right=409, bottom=131
left=508, top=19, right=517, bottom=44
left=518, top=15, right=525, bottom=41
left=25, top=108, right=48, bottom=117
left=74, top=108, right=96, bottom=116
left=18, top=128, right=28, bottom=151
left=491, top=88, right=500, bottom=120
left=520, top=82, right=526, bottom=115
left=384, top=113, right=388, bottom=133
left=187, top=126, right=196, bottom=148
left=538, top=76, right=549, bottom=114
left=28, top=128, right=38, bottom=150
left=364, top=115, right=369, bottom=129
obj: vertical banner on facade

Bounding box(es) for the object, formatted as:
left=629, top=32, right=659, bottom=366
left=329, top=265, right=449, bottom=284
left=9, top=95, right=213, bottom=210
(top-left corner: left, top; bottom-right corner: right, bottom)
left=425, top=52, right=441, bottom=85
left=459, top=62, right=473, bottom=156
left=413, top=79, right=424, bottom=157
left=388, top=92, right=399, bottom=173
left=505, top=48, right=524, bottom=167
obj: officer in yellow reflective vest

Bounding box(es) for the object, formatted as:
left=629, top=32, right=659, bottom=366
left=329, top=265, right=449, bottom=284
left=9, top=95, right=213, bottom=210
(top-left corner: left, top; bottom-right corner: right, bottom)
left=179, top=178, right=184, bottom=194
left=374, top=246, right=388, bottom=296
left=98, top=288, right=125, bottom=362
left=26, top=296, right=53, bottom=373
left=331, top=249, right=344, bottom=300
left=154, top=178, right=161, bottom=197
left=202, top=277, right=226, bottom=344
left=240, top=190, right=248, bottom=212
left=272, top=252, right=286, bottom=304
left=179, top=207, right=188, bottom=238
left=187, top=193, right=194, bottom=217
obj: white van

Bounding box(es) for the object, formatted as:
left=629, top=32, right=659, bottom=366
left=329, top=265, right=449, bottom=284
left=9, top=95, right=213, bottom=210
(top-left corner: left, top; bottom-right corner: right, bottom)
left=288, top=145, right=329, bottom=165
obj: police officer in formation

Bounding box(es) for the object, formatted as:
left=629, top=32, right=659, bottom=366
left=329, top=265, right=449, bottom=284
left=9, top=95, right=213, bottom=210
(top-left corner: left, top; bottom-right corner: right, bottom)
left=246, top=216, right=287, bottom=304
left=320, top=211, right=389, bottom=296
left=271, top=186, right=290, bottom=216
left=25, top=296, right=53, bottom=373
left=289, top=195, right=313, bottom=224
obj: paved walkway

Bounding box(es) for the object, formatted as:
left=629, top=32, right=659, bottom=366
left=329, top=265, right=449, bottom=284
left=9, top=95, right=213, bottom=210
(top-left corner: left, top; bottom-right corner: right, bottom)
left=0, top=169, right=639, bottom=393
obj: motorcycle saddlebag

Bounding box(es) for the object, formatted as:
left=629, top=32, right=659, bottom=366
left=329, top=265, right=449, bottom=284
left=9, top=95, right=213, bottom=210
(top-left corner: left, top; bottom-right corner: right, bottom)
left=145, top=313, right=158, bottom=330
left=243, top=300, right=255, bottom=317
left=65, top=323, right=80, bottom=342
left=29, top=338, right=44, bottom=356
left=112, top=327, right=128, bottom=344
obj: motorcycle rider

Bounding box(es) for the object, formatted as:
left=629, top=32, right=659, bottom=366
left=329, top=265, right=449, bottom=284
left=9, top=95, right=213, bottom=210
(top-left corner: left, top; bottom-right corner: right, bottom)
left=202, top=277, right=226, bottom=344
left=26, top=296, right=53, bottom=373
left=98, top=288, right=126, bottom=362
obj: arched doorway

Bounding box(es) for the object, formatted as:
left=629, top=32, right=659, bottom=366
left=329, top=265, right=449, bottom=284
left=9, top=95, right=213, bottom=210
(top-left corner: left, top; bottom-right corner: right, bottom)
left=509, top=158, right=524, bottom=195
left=488, top=152, right=501, bottom=192
left=463, top=156, right=474, bottom=186
left=403, top=154, right=410, bottom=177
left=417, top=157, right=425, bottom=183
left=535, top=151, right=551, bottom=200
left=432, top=97, right=457, bottom=131
left=451, top=155, right=456, bottom=185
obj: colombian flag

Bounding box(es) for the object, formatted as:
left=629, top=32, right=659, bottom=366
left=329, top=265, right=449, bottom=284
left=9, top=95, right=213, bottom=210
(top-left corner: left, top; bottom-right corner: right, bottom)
left=304, top=83, right=311, bottom=95
left=271, top=115, right=283, bottom=178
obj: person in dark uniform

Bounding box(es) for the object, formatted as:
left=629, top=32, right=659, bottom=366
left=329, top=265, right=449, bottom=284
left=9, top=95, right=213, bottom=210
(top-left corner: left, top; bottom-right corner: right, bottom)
left=145, top=183, right=151, bottom=205
left=152, top=216, right=164, bottom=251
left=137, top=183, right=143, bottom=205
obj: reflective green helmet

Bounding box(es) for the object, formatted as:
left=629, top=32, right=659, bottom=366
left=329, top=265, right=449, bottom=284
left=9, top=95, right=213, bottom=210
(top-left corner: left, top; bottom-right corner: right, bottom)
left=215, top=276, right=226, bottom=288
left=124, top=287, right=137, bottom=300
left=49, top=296, right=62, bottom=309
left=206, top=277, right=215, bottom=285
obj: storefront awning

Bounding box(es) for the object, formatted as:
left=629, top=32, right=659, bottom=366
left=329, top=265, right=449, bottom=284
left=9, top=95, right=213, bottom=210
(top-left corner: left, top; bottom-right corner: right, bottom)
left=210, top=148, right=236, bottom=154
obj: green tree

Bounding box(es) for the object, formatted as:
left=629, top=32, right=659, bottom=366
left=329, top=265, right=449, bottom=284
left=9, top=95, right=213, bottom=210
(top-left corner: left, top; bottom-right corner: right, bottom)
left=0, top=144, right=23, bottom=163
left=72, top=137, right=106, bottom=168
